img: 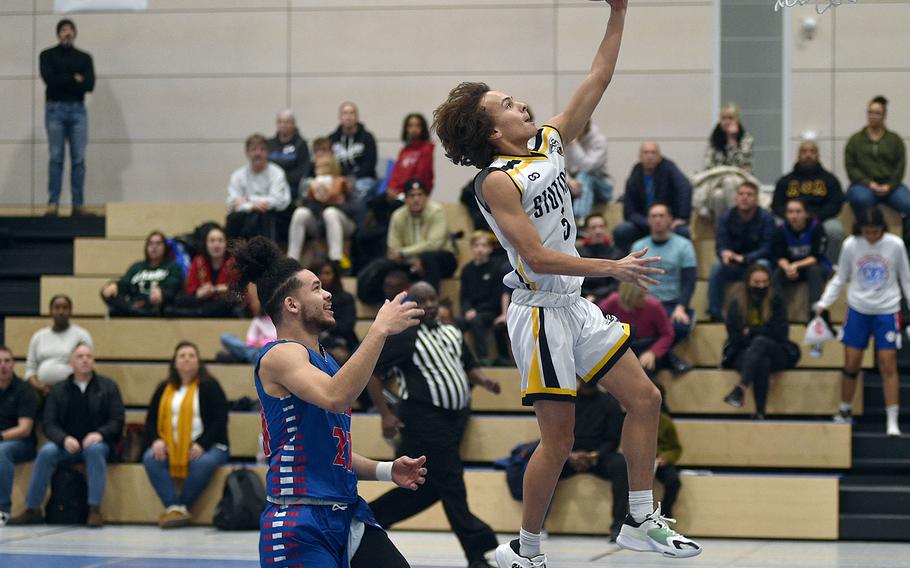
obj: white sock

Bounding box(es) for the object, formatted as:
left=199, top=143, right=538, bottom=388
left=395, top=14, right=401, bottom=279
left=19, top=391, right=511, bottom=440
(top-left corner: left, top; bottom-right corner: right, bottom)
left=629, top=490, right=654, bottom=522
left=839, top=402, right=852, bottom=414
left=886, top=405, right=900, bottom=430
left=519, top=528, right=541, bottom=557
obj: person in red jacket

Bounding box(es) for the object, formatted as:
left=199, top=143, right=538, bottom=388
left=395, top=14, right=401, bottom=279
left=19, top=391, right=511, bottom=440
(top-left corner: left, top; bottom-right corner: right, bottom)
left=169, top=225, right=240, bottom=317
left=598, top=282, right=675, bottom=380
left=386, top=113, right=434, bottom=198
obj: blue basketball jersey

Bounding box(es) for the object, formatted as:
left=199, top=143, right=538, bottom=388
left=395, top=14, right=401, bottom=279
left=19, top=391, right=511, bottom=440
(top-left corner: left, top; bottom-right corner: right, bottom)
left=254, top=339, right=358, bottom=504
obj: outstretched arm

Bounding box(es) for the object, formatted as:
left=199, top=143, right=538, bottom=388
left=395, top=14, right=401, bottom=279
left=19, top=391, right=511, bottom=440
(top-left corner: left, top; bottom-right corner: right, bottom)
left=546, top=0, right=627, bottom=143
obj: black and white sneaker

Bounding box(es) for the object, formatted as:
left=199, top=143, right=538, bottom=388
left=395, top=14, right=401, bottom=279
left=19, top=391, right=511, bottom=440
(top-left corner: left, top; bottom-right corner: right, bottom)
left=616, top=504, right=702, bottom=558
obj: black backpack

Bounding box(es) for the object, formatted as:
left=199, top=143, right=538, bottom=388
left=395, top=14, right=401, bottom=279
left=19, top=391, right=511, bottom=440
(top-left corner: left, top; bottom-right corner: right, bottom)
left=45, top=467, right=88, bottom=524
left=213, top=468, right=266, bottom=530
left=501, top=440, right=540, bottom=501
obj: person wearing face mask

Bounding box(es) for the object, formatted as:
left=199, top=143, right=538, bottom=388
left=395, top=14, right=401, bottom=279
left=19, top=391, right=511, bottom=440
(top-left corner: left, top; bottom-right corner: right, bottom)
left=814, top=207, right=910, bottom=436
left=721, top=264, right=800, bottom=419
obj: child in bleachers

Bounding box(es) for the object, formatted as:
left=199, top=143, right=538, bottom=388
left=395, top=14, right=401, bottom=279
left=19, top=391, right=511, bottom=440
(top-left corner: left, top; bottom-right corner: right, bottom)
left=771, top=198, right=832, bottom=321
left=218, top=284, right=276, bottom=364
left=458, top=230, right=510, bottom=366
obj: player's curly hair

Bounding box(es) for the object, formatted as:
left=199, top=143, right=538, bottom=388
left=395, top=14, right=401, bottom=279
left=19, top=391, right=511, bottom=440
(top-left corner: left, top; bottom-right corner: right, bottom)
left=232, top=236, right=302, bottom=324
left=433, top=82, right=496, bottom=169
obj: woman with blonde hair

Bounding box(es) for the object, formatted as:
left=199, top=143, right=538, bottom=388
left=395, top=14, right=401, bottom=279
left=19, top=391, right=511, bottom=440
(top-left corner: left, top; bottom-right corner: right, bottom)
left=142, top=341, right=229, bottom=528
left=598, top=282, right=675, bottom=378
left=721, top=264, right=799, bottom=418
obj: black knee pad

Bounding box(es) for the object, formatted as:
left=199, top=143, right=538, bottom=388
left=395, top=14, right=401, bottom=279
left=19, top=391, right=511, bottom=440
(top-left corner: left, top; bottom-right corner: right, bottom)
left=842, top=368, right=860, bottom=379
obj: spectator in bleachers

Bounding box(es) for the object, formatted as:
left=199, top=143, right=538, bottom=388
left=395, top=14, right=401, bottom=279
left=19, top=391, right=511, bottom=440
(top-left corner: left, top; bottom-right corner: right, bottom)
left=459, top=231, right=510, bottom=366
left=565, top=120, right=613, bottom=222
left=170, top=225, right=240, bottom=318
left=386, top=113, right=434, bottom=198
left=9, top=343, right=124, bottom=527
left=576, top=213, right=623, bottom=302
left=599, top=283, right=675, bottom=380
left=772, top=140, right=845, bottom=262
left=225, top=134, right=292, bottom=240
left=654, top=405, right=682, bottom=519
left=721, top=264, right=798, bottom=419
left=438, top=297, right=455, bottom=325
left=845, top=95, right=908, bottom=219
left=330, top=101, right=378, bottom=213
left=287, top=152, right=355, bottom=268
left=815, top=207, right=910, bottom=436
left=772, top=199, right=832, bottom=321
left=309, top=136, right=333, bottom=176
left=25, top=294, right=93, bottom=396
left=312, top=260, right=358, bottom=364
left=142, top=341, right=230, bottom=529
left=366, top=282, right=501, bottom=568
left=613, top=142, right=692, bottom=252
left=562, top=380, right=628, bottom=542
left=40, top=19, right=94, bottom=217
left=357, top=180, right=456, bottom=305
left=268, top=109, right=310, bottom=202
left=707, top=181, right=776, bottom=322
left=219, top=284, right=277, bottom=364
left=0, top=346, right=39, bottom=527
left=632, top=202, right=697, bottom=373
left=693, top=103, right=757, bottom=220
left=101, top=231, right=184, bottom=317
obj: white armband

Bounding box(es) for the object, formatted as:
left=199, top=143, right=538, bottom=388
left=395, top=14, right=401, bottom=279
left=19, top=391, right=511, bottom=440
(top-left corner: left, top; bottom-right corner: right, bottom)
left=376, top=461, right=394, bottom=482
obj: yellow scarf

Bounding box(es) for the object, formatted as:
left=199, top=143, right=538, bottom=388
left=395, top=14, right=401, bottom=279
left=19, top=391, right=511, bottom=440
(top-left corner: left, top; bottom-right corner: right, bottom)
left=157, top=380, right=199, bottom=479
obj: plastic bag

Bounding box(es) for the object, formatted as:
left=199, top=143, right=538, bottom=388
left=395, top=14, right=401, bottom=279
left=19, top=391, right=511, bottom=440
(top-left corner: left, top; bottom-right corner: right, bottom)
left=804, top=315, right=835, bottom=345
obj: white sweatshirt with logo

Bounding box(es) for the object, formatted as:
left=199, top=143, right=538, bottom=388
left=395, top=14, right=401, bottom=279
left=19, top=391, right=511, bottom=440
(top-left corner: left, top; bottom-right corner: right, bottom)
left=817, top=233, right=910, bottom=315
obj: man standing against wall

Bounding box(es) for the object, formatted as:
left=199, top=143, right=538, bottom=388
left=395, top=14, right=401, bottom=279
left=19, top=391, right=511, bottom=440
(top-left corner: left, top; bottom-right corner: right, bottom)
left=40, top=19, right=95, bottom=217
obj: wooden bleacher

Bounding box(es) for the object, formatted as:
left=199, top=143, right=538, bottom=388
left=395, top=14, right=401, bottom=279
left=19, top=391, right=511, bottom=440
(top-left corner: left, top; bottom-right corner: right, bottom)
left=8, top=464, right=838, bottom=539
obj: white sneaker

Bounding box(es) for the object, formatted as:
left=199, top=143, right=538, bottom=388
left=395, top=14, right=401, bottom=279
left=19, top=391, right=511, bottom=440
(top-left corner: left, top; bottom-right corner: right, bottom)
left=833, top=409, right=853, bottom=424
left=0, top=511, right=9, bottom=527
left=616, top=504, right=702, bottom=558
left=494, top=539, right=547, bottom=567
left=886, top=422, right=902, bottom=437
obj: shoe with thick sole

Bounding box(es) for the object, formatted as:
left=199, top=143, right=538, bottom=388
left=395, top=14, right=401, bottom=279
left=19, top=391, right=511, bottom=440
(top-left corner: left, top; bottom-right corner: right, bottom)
left=494, top=539, right=547, bottom=567
left=616, top=504, right=702, bottom=558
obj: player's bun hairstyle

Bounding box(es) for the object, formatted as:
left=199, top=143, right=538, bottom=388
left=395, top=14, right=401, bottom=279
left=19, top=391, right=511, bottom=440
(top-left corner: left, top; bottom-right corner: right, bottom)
left=433, top=82, right=497, bottom=169
left=232, top=236, right=302, bottom=324
left=853, top=206, right=887, bottom=235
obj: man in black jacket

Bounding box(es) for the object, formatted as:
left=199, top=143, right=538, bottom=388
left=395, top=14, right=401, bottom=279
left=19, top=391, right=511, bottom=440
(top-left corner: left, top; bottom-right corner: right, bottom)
left=772, top=140, right=845, bottom=261
left=268, top=109, right=311, bottom=202
left=613, top=142, right=692, bottom=252
left=330, top=101, right=378, bottom=218
left=40, top=19, right=95, bottom=217
left=0, top=346, right=39, bottom=527
left=9, top=343, right=124, bottom=528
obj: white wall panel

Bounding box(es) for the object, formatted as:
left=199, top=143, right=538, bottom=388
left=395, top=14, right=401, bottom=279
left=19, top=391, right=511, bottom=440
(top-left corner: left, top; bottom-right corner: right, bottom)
left=0, top=80, right=36, bottom=142
left=0, top=144, right=34, bottom=204
left=557, top=4, right=713, bottom=72
left=291, top=7, right=553, bottom=74
left=790, top=70, right=832, bottom=139
left=1, top=16, right=34, bottom=77
left=835, top=3, right=910, bottom=69
left=832, top=72, right=910, bottom=139
left=34, top=12, right=287, bottom=75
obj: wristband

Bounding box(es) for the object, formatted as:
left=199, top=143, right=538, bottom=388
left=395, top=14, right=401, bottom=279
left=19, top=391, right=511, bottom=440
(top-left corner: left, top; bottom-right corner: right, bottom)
left=376, top=461, right=394, bottom=482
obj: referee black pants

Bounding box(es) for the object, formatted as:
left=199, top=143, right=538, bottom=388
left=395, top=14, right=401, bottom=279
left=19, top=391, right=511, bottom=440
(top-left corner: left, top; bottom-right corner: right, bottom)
left=369, top=402, right=498, bottom=563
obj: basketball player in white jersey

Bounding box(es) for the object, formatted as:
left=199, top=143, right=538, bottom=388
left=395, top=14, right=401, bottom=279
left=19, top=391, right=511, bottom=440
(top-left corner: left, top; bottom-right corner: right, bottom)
left=433, top=1, right=701, bottom=565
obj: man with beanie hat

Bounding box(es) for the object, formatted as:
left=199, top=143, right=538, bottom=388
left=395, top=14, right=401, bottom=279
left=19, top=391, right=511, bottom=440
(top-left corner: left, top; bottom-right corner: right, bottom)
left=40, top=19, right=95, bottom=216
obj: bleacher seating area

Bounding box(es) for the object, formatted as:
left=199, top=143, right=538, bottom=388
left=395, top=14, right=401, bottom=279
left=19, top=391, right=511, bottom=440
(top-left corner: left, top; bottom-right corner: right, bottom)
left=3, top=200, right=894, bottom=541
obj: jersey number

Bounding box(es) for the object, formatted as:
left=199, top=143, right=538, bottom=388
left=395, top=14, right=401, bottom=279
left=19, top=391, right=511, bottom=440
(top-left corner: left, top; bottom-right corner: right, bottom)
left=561, top=217, right=571, bottom=240
left=332, top=427, right=353, bottom=472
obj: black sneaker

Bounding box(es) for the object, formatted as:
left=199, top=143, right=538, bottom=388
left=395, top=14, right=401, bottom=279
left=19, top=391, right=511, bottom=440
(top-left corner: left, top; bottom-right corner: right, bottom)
left=665, top=351, right=692, bottom=374
left=723, top=386, right=745, bottom=408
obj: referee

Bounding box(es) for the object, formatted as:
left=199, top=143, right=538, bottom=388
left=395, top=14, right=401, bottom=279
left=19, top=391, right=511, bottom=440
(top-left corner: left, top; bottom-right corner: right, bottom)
left=367, top=281, right=501, bottom=568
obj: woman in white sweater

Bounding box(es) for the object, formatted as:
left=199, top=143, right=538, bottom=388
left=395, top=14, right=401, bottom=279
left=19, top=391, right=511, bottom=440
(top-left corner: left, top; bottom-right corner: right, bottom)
left=815, top=207, right=910, bottom=436
left=25, top=295, right=93, bottom=396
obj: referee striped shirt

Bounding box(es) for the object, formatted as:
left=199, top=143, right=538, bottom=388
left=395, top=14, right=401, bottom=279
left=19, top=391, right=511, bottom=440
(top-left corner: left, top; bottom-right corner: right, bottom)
left=377, top=322, right=476, bottom=411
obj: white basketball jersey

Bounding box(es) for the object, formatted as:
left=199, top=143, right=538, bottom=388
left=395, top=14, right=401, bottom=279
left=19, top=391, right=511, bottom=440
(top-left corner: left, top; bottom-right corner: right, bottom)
left=474, top=125, right=584, bottom=296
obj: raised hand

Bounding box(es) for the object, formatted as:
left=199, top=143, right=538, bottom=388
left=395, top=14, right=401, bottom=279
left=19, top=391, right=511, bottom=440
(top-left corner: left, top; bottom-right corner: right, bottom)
left=392, top=455, right=428, bottom=490
left=373, top=291, right=423, bottom=336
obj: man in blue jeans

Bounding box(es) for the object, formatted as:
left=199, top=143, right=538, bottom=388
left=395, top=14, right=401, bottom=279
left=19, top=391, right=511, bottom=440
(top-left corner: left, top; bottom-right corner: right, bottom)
left=8, top=343, right=124, bottom=528
left=0, top=346, right=39, bottom=527
left=39, top=18, right=95, bottom=216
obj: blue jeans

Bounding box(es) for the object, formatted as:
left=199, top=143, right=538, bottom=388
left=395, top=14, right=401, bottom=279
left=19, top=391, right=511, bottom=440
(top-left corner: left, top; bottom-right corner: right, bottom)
left=142, top=445, right=229, bottom=508
left=707, top=258, right=772, bottom=318
left=846, top=183, right=910, bottom=217
left=662, top=301, right=695, bottom=347
left=351, top=177, right=377, bottom=224
left=26, top=441, right=108, bottom=510
left=0, top=439, right=36, bottom=513
left=46, top=101, right=88, bottom=207
left=221, top=333, right=259, bottom=363
left=573, top=172, right=614, bottom=220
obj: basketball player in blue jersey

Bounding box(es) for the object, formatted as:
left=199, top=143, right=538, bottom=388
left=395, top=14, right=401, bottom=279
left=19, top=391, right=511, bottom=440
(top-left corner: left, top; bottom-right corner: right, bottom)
left=433, top=1, right=701, bottom=565
left=232, top=237, right=427, bottom=568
